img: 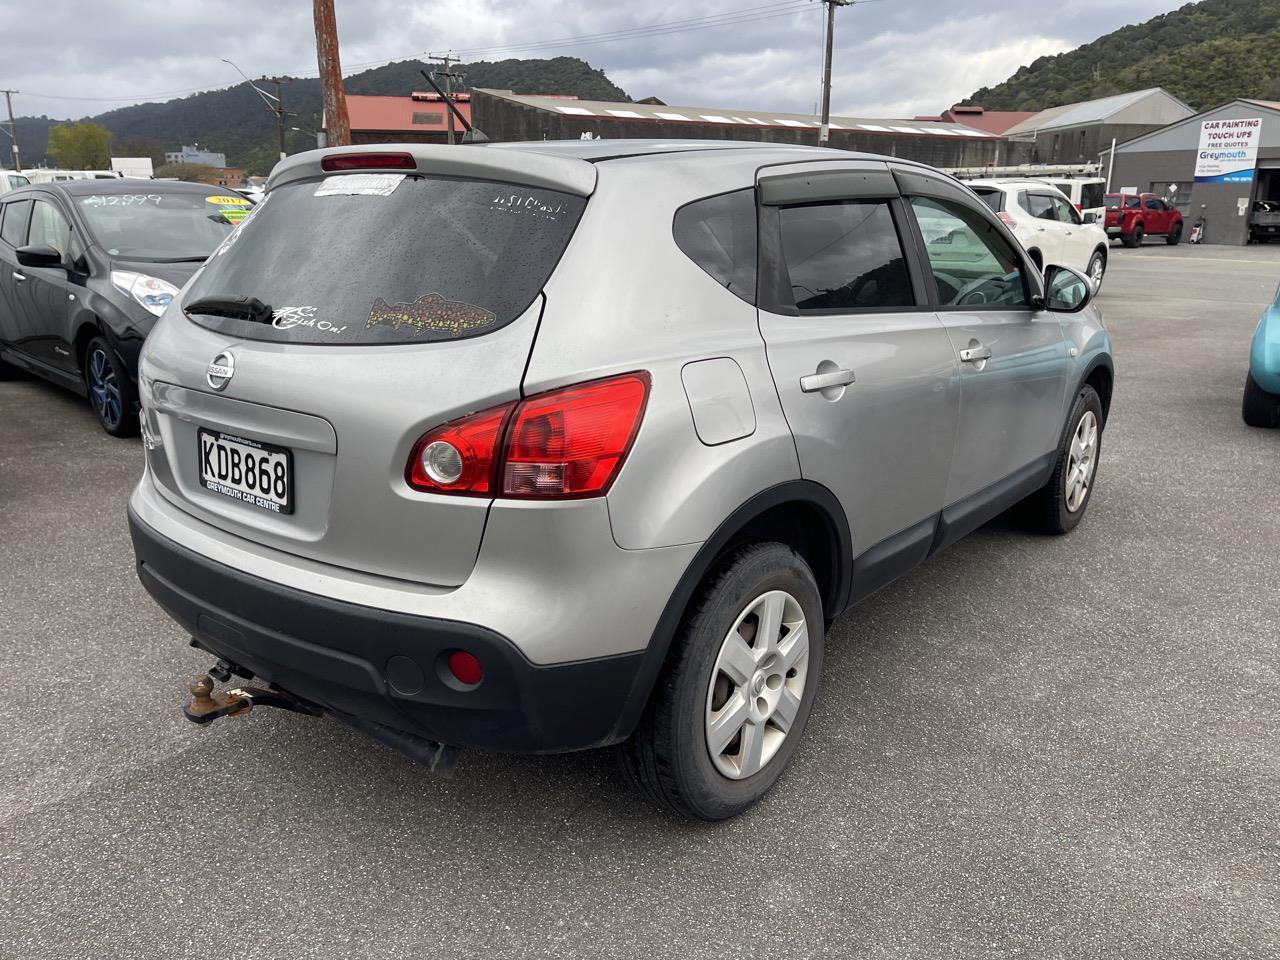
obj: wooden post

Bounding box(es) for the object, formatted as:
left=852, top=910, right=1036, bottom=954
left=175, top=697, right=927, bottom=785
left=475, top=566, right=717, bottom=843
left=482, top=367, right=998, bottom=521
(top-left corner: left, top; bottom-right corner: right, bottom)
left=314, top=0, right=351, bottom=147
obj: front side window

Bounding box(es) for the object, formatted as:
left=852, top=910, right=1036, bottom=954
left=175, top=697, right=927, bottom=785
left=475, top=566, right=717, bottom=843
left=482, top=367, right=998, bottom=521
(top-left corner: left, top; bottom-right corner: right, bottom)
left=778, top=200, right=913, bottom=312
left=1145, top=198, right=1163, bottom=211
left=1080, top=182, right=1104, bottom=210
left=29, top=200, right=71, bottom=254
left=673, top=188, right=757, bottom=305
left=0, top=199, right=29, bottom=247
left=909, top=196, right=1028, bottom=309
left=1050, top=195, right=1081, bottom=225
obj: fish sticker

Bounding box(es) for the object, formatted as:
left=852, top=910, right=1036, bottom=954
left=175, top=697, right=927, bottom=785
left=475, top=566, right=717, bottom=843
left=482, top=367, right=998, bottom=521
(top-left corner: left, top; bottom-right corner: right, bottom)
left=367, top=293, right=496, bottom=339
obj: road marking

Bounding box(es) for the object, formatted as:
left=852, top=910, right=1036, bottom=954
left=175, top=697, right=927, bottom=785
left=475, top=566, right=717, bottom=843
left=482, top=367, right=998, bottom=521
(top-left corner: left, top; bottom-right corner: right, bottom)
left=1119, top=254, right=1280, bottom=266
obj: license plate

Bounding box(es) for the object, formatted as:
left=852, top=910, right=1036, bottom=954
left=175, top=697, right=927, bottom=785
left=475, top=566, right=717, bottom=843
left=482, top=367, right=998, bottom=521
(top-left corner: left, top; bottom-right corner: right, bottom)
left=198, top=429, right=293, bottom=514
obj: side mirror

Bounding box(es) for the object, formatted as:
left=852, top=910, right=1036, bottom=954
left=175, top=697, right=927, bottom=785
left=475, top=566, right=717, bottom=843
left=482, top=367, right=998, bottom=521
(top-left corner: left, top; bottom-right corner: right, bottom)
left=1042, top=264, right=1094, bottom=313
left=15, top=244, right=65, bottom=270
left=1083, top=212, right=1098, bottom=224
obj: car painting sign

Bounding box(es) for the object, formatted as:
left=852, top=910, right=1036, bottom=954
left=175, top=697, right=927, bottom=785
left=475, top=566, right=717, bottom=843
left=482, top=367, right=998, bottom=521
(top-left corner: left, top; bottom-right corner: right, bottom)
left=1194, top=118, right=1262, bottom=184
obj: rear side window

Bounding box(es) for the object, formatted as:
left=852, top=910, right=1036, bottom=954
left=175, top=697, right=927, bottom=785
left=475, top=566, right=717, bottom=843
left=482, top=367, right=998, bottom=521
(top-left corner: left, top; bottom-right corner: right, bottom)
left=1, top=199, right=30, bottom=246
left=183, top=175, right=587, bottom=344
left=673, top=188, right=756, bottom=304
left=1080, top=182, right=1104, bottom=209
left=778, top=200, right=913, bottom=312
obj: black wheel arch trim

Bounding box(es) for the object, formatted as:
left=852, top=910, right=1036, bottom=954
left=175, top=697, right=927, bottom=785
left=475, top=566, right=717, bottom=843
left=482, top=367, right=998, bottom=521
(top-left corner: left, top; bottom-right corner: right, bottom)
left=610, top=479, right=852, bottom=741
left=1075, top=354, right=1115, bottom=422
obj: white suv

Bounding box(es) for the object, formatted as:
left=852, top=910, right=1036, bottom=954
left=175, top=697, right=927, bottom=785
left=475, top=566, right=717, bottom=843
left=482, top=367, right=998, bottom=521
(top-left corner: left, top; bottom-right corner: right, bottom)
left=965, top=179, right=1110, bottom=289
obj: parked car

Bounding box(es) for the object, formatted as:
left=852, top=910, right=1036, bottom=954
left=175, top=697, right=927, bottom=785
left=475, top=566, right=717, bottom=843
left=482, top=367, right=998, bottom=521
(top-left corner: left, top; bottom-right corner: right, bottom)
left=1104, top=192, right=1183, bottom=247
left=0, top=179, right=249, bottom=434
left=1249, top=199, right=1280, bottom=244
left=1045, top=177, right=1106, bottom=223
left=128, top=141, right=1113, bottom=820
left=1243, top=279, right=1280, bottom=428
left=965, top=178, right=1110, bottom=288
left=1, top=171, right=31, bottom=195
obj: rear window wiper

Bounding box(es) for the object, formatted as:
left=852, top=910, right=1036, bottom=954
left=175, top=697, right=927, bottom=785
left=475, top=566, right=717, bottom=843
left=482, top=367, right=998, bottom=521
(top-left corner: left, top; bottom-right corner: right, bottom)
left=184, top=295, right=273, bottom=325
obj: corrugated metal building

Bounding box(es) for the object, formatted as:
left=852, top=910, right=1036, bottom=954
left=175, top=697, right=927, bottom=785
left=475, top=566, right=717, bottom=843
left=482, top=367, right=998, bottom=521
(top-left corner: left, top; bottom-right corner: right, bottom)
left=1002, top=88, right=1194, bottom=164
left=470, top=89, right=1026, bottom=168
left=1110, top=99, right=1280, bottom=245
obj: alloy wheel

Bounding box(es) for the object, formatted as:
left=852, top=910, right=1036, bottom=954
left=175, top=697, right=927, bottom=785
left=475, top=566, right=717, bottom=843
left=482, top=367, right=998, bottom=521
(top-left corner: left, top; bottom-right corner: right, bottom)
left=704, top=590, right=809, bottom=780
left=1089, top=255, right=1105, bottom=288
left=87, top=348, right=122, bottom=431
left=1064, top=410, right=1098, bottom=513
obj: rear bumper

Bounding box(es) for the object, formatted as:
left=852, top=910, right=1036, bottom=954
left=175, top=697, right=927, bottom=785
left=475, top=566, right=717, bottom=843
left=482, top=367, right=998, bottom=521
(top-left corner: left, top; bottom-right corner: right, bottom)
left=129, top=505, right=646, bottom=753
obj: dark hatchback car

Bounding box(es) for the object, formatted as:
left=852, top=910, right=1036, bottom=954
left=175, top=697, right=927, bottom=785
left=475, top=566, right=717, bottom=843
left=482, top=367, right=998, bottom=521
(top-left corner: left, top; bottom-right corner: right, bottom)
left=0, top=179, right=247, bottom=435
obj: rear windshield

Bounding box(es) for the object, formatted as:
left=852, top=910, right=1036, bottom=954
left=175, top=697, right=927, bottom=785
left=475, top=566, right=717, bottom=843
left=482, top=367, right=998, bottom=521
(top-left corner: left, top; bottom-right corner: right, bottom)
left=1105, top=195, right=1141, bottom=209
left=970, top=187, right=1003, bottom=213
left=182, top=173, right=586, bottom=345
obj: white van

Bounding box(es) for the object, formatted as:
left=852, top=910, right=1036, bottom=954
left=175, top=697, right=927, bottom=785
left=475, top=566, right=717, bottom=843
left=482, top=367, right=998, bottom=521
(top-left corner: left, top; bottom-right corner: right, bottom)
left=0, top=171, right=31, bottom=195
left=1044, top=178, right=1106, bottom=224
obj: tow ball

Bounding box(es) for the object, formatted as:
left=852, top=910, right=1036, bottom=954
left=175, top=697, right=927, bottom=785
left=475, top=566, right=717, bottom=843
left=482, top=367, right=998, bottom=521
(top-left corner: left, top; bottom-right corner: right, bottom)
left=184, top=673, right=322, bottom=725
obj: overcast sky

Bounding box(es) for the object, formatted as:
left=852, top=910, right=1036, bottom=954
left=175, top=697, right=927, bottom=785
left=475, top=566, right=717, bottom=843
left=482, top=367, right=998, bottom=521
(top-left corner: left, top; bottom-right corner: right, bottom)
left=1, top=0, right=1181, bottom=121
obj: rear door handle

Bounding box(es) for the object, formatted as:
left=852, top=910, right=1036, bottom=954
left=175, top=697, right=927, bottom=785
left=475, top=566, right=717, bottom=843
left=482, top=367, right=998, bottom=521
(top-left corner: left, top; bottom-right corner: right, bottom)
left=959, top=345, right=992, bottom=363
left=800, top=368, right=855, bottom=393
left=12, top=271, right=26, bottom=282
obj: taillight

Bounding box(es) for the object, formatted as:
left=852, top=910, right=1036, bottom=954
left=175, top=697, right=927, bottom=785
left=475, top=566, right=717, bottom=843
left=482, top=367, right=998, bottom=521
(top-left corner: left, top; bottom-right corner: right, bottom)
left=404, top=372, right=650, bottom=500
left=320, top=152, right=416, bottom=171
left=405, top=402, right=514, bottom=495
left=502, top=373, right=650, bottom=498
left=997, top=212, right=1018, bottom=229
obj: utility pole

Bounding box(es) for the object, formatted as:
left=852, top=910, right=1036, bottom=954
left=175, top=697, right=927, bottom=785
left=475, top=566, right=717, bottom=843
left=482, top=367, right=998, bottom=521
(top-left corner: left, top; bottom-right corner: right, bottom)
left=818, top=0, right=851, bottom=145
left=314, top=0, right=351, bottom=146
left=1, top=90, right=19, bottom=171
left=261, top=76, right=293, bottom=161
left=429, top=52, right=463, bottom=145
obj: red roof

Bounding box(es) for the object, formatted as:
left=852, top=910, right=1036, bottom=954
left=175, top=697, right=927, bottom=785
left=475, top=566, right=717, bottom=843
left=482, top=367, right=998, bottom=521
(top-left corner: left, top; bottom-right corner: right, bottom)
left=915, top=105, right=1036, bottom=135
left=332, top=93, right=472, bottom=133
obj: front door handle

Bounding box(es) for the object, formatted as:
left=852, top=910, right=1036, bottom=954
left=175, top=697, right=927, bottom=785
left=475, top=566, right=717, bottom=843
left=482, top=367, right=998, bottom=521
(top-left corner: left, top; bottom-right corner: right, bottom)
left=800, top=368, right=855, bottom=393
left=959, top=344, right=992, bottom=363
left=12, top=271, right=26, bottom=282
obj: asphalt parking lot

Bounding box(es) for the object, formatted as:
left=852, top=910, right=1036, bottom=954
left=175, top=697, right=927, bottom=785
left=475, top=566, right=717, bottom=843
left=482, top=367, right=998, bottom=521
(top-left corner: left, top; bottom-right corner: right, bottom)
left=2, top=243, right=1278, bottom=959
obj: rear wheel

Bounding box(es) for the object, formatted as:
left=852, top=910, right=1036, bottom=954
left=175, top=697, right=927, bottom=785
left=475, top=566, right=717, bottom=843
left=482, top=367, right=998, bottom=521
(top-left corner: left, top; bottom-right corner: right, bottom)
left=84, top=336, right=138, bottom=437
left=1123, top=225, right=1144, bottom=248
left=1166, top=222, right=1182, bottom=245
left=1242, top=371, right=1280, bottom=428
left=621, top=542, right=824, bottom=821
left=1021, top=385, right=1103, bottom=534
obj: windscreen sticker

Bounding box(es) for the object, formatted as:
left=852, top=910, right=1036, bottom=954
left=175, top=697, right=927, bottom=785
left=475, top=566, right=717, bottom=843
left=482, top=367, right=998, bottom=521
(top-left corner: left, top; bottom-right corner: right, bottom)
left=490, top=191, right=566, bottom=221
left=206, top=195, right=251, bottom=206
left=216, top=205, right=250, bottom=225
left=315, top=174, right=405, bottom=197
left=81, top=194, right=163, bottom=207
left=367, top=293, right=496, bottom=339
left=272, top=305, right=346, bottom=335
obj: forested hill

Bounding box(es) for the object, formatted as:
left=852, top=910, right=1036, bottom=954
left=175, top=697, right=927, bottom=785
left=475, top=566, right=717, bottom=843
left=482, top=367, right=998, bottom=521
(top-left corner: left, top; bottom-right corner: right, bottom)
left=966, top=0, right=1280, bottom=112
left=13, top=56, right=629, bottom=174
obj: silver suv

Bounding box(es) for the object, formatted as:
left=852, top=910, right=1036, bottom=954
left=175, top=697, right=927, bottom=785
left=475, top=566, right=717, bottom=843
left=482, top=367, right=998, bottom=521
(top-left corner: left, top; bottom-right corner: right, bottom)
left=128, top=140, right=1113, bottom=820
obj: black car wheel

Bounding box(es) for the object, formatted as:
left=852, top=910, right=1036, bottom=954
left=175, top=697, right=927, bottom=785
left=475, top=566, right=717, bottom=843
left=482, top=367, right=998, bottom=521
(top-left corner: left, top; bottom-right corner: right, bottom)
left=1123, top=225, right=1145, bottom=248
left=1242, top=372, right=1280, bottom=429
left=1166, top=223, right=1182, bottom=245
left=84, top=336, right=138, bottom=437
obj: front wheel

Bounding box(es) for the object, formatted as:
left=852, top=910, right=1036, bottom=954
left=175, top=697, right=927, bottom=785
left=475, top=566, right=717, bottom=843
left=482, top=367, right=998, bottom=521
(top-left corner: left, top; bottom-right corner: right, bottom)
left=1166, top=223, right=1183, bottom=245
left=1243, top=371, right=1280, bottom=428
left=84, top=336, right=138, bottom=437
left=621, top=543, right=824, bottom=821
left=1021, top=385, right=1103, bottom=534
left=1087, top=251, right=1106, bottom=290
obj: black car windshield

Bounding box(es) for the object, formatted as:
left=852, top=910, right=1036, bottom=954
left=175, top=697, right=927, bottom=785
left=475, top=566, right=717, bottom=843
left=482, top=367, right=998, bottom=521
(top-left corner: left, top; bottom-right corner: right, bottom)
left=74, top=191, right=246, bottom=261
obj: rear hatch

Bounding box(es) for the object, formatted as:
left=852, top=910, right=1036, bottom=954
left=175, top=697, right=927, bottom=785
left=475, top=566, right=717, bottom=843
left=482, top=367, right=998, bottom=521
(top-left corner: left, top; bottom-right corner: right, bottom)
left=1104, top=194, right=1135, bottom=229
left=140, top=151, right=592, bottom=586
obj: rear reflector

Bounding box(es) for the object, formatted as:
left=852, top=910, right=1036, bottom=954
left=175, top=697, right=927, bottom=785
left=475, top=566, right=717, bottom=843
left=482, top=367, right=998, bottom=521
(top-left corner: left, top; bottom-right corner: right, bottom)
left=403, top=372, right=651, bottom=501
left=321, top=152, right=416, bottom=172
left=447, top=651, right=484, bottom=686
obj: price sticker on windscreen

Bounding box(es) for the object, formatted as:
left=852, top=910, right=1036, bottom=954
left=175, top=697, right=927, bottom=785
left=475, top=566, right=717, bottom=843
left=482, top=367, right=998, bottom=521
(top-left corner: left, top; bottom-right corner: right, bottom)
left=314, top=174, right=405, bottom=197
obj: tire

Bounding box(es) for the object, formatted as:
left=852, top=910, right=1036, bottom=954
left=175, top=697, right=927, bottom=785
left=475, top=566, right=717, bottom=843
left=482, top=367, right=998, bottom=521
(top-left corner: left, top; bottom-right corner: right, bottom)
left=83, top=335, right=138, bottom=437
left=1242, top=371, right=1280, bottom=428
left=1122, top=225, right=1144, bottom=248
left=1086, top=250, right=1106, bottom=290
left=0, top=356, right=22, bottom=380
left=621, top=542, right=825, bottom=821
left=1021, top=385, right=1104, bottom=535
left=1166, top=222, right=1182, bottom=245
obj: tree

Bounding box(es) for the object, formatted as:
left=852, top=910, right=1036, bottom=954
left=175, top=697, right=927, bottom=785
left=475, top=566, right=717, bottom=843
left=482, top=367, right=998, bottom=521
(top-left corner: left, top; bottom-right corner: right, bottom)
left=118, top=137, right=167, bottom=167
left=46, top=121, right=113, bottom=169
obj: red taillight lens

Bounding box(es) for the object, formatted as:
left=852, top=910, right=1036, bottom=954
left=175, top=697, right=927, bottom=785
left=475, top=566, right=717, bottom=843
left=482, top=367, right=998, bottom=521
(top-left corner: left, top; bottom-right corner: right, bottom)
left=502, top=373, right=650, bottom=498
left=405, top=403, right=514, bottom=495
left=404, top=372, right=650, bottom=500
left=320, top=152, right=416, bottom=171
left=997, top=211, right=1018, bottom=229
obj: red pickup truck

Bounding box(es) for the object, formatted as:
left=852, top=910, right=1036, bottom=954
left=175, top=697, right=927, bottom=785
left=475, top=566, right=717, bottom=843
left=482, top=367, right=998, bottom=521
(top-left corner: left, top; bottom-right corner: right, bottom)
left=1105, top=193, right=1183, bottom=247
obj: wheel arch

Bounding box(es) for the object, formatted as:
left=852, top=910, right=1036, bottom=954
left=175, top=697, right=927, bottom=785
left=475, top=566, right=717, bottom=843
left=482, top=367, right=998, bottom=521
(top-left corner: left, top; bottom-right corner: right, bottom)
left=73, top=317, right=111, bottom=372
left=1079, top=357, right=1114, bottom=424
left=610, top=480, right=852, bottom=741
left=1026, top=247, right=1043, bottom=270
